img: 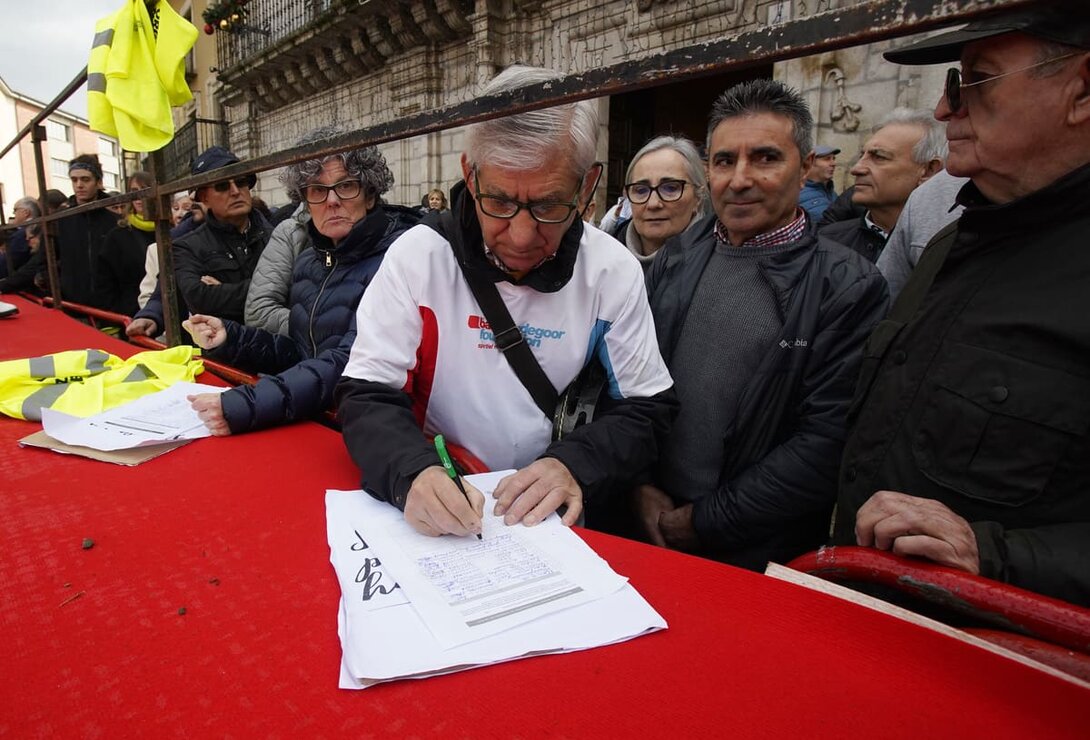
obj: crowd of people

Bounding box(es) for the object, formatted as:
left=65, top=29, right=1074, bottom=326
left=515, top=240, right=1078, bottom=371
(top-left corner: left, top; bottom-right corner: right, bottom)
left=2, top=2, right=1087, bottom=609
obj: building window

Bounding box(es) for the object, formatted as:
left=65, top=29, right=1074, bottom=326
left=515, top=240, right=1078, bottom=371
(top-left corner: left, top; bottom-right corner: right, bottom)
left=98, top=137, right=118, bottom=158
left=51, top=158, right=69, bottom=177
left=46, top=119, right=70, bottom=143
left=102, top=171, right=118, bottom=190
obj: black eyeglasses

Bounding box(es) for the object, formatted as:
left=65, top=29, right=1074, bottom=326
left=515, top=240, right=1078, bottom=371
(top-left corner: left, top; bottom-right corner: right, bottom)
left=472, top=167, right=582, bottom=224
left=624, top=179, right=688, bottom=204
left=303, top=179, right=363, bottom=205
left=211, top=175, right=257, bottom=193
left=944, top=52, right=1082, bottom=112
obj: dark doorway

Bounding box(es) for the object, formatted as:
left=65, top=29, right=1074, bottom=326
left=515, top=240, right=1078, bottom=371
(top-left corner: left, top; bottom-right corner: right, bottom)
left=606, top=65, right=773, bottom=206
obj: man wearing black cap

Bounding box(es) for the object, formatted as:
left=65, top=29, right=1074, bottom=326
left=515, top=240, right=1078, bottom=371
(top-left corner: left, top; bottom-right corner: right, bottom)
left=55, top=154, right=117, bottom=307
left=171, top=146, right=272, bottom=324
left=798, top=144, right=840, bottom=221
left=835, top=0, right=1090, bottom=606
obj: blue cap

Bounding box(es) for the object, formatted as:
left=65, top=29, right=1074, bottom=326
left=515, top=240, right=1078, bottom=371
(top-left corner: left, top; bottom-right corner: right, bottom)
left=814, top=145, right=840, bottom=157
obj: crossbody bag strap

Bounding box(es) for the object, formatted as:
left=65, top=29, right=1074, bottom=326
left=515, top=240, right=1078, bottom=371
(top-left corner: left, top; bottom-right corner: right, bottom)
left=431, top=211, right=558, bottom=419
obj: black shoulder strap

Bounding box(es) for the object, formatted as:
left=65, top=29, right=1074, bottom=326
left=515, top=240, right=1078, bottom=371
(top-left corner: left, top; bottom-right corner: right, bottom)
left=429, top=211, right=558, bottom=419
left=887, top=219, right=959, bottom=322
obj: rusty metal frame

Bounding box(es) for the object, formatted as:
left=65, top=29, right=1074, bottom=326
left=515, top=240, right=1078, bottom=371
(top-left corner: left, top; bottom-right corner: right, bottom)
left=1, top=0, right=1038, bottom=337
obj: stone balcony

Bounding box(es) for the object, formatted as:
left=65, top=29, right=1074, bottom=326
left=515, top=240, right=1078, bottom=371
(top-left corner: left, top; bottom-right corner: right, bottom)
left=215, top=0, right=474, bottom=112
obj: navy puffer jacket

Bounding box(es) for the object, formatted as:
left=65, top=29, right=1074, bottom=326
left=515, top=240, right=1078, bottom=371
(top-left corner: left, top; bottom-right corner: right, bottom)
left=210, top=204, right=419, bottom=433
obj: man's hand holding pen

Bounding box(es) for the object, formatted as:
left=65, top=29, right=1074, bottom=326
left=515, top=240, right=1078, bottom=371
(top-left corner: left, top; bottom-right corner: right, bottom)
left=405, top=466, right=486, bottom=538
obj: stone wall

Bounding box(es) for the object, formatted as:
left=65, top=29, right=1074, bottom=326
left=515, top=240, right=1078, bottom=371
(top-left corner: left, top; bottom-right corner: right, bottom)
left=221, top=0, right=948, bottom=211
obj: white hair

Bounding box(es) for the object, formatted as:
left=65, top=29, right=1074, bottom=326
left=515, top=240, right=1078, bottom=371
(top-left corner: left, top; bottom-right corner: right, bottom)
left=464, top=65, right=599, bottom=179
left=875, top=108, right=948, bottom=165
left=625, top=135, right=710, bottom=219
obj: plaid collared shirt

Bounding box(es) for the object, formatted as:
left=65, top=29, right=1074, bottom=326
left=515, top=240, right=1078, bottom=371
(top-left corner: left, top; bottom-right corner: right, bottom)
left=715, top=208, right=808, bottom=248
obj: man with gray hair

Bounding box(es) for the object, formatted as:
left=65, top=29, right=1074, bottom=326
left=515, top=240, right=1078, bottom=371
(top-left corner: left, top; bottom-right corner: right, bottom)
left=820, top=108, right=946, bottom=262
left=640, top=79, right=888, bottom=569
left=1, top=196, right=40, bottom=280
left=336, top=65, right=677, bottom=538
left=835, top=0, right=1090, bottom=605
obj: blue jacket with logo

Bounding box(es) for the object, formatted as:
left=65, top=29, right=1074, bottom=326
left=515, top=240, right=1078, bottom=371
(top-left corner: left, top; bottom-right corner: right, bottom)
left=799, top=179, right=837, bottom=221
left=646, top=214, right=888, bottom=567
left=209, top=204, right=419, bottom=433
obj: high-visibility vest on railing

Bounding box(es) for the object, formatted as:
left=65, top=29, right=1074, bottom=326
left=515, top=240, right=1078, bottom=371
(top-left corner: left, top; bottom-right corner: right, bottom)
left=0, top=346, right=203, bottom=421
left=88, top=0, right=197, bottom=152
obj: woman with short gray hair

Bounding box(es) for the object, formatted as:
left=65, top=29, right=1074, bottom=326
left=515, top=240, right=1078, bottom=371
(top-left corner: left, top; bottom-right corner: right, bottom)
left=610, top=136, right=709, bottom=268
left=186, top=129, right=420, bottom=436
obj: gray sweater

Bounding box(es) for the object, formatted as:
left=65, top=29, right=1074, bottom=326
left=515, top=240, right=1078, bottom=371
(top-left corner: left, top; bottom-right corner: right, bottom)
left=876, top=169, right=968, bottom=301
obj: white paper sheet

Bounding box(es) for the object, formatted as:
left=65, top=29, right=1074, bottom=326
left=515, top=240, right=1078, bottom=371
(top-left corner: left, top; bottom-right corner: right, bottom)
left=351, top=472, right=628, bottom=649
left=327, top=475, right=666, bottom=689
left=41, top=382, right=226, bottom=451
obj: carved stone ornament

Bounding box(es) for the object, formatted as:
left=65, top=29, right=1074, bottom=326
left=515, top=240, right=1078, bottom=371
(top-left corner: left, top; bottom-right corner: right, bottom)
left=826, top=67, right=862, bottom=133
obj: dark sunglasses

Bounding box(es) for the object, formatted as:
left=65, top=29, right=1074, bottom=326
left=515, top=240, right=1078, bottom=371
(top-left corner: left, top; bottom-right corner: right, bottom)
left=211, top=174, right=257, bottom=193
left=944, top=52, right=1083, bottom=113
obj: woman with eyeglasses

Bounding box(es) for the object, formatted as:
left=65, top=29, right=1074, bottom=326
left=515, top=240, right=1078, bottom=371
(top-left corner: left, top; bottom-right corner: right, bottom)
left=611, top=136, right=709, bottom=269
left=182, top=134, right=420, bottom=436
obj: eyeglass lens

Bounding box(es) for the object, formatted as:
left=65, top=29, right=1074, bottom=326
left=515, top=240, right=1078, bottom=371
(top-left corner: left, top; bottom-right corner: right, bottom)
left=304, top=179, right=362, bottom=204
left=626, top=180, right=686, bottom=204
left=472, top=168, right=578, bottom=224
left=945, top=68, right=962, bottom=112
left=212, top=175, right=256, bottom=193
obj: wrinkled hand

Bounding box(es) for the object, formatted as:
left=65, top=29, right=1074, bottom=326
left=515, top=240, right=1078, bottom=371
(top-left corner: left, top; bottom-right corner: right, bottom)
left=660, top=504, right=700, bottom=552
left=405, top=466, right=485, bottom=537
left=634, top=484, right=675, bottom=547
left=493, top=457, right=583, bottom=527
left=855, top=490, right=980, bottom=574
left=200, top=275, right=222, bottom=286
left=188, top=392, right=231, bottom=436
left=126, top=317, right=159, bottom=337
left=182, top=314, right=227, bottom=350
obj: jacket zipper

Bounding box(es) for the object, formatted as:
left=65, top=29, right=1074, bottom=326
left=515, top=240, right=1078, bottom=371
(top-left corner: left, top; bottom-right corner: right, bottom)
left=309, top=252, right=337, bottom=357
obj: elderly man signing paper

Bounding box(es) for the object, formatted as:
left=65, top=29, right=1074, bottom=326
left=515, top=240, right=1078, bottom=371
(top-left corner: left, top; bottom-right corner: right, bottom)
left=336, top=65, right=677, bottom=538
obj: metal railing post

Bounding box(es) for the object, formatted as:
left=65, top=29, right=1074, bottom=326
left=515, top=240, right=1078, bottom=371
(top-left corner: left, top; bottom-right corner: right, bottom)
left=1, top=190, right=13, bottom=278
left=148, top=151, right=183, bottom=346
left=31, top=124, right=63, bottom=310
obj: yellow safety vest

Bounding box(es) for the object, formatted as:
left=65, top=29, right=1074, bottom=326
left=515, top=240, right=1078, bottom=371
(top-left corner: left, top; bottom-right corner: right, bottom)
left=88, top=0, right=197, bottom=152
left=0, top=346, right=204, bottom=421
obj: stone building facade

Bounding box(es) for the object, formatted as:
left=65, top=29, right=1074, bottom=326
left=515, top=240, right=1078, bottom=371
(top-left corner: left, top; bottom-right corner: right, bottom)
left=182, top=0, right=949, bottom=215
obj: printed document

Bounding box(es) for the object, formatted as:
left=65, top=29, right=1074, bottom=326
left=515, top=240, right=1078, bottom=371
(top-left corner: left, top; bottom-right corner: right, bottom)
left=351, top=471, right=628, bottom=648
left=327, top=472, right=666, bottom=688
left=41, top=382, right=225, bottom=451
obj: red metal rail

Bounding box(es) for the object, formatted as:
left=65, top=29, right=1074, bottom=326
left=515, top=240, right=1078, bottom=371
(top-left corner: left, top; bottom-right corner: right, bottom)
left=787, top=547, right=1090, bottom=656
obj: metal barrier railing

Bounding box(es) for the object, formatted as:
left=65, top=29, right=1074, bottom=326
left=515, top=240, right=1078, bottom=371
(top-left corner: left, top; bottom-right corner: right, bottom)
left=158, top=116, right=230, bottom=183
left=1, top=0, right=1036, bottom=347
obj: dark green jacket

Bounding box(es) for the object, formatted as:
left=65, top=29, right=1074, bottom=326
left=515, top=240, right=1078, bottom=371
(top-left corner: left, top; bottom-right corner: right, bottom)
left=835, top=163, right=1090, bottom=607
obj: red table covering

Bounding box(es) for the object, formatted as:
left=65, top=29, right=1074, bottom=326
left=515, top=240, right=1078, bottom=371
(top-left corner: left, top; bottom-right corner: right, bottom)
left=1, top=295, right=1087, bottom=737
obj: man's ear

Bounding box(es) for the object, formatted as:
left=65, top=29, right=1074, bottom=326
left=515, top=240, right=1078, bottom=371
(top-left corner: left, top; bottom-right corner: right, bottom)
left=1068, top=53, right=1090, bottom=126
left=799, top=151, right=815, bottom=187
left=460, top=153, right=472, bottom=188
left=581, top=162, right=604, bottom=204
left=920, top=159, right=944, bottom=184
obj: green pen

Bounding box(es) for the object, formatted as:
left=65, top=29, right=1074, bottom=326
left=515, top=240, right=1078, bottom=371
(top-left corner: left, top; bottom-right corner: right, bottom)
left=434, top=434, right=482, bottom=540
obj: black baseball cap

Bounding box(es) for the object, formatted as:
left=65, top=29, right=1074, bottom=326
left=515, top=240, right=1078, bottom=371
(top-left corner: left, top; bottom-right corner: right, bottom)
left=191, top=146, right=240, bottom=176
left=884, top=2, right=1090, bottom=65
